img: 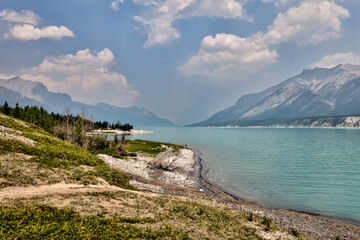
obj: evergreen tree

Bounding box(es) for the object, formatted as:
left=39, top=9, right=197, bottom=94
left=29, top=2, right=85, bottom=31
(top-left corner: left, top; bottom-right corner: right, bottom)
left=3, top=101, right=10, bottom=115
left=13, top=102, right=21, bottom=118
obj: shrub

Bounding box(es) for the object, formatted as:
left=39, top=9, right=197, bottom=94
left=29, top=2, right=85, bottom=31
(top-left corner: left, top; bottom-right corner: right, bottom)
left=261, top=216, right=272, bottom=232
left=290, top=228, right=300, bottom=237
left=248, top=212, right=253, bottom=221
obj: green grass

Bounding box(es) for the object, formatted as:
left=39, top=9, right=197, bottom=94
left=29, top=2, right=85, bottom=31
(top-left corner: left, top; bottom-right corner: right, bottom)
left=90, top=145, right=129, bottom=159
left=0, top=115, right=135, bottom=190
left=124, top=139, right=183, bottom=157
left=0, top=204, right=190, bottom=239
left=165, top=199, right=265, bottom=239
left=0, top=192, right=270, bottom=240
left=89, top=139, right=184, bottom=159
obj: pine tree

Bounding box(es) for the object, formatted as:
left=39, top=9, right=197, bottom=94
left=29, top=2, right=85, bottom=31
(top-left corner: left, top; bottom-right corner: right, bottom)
left=13, top=102, right=21, bottom=118
left=3, top=101, right=10, bottom=115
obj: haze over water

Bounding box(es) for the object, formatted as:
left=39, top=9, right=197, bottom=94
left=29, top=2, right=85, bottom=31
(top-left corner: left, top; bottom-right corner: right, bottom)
left=127, top=127, right=360, bottom=223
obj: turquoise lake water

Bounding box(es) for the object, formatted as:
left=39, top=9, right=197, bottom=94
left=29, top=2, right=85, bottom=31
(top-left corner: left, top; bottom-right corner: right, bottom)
left=124, top=127, right=360, bottom=223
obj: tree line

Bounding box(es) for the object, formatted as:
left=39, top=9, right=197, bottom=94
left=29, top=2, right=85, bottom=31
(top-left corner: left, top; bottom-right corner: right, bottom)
left=0, top=101, right=133, bottom=147
left=94, top=121, right=133, bottom=131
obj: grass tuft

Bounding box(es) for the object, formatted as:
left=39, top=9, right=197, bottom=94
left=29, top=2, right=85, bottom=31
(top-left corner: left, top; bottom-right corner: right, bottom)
left=0, top=204, right=190, bottom=239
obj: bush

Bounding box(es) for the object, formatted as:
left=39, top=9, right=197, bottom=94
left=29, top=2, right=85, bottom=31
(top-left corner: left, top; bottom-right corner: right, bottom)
left=248, top=212, right=253, bottom=221
left=290, top=228, right=300, bottom=237
left=261, top=216, right=272, bottom=232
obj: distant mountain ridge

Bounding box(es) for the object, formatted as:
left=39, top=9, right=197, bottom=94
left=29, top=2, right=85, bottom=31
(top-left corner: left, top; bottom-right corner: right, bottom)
left=0, top=77, right=175, bottom=127
left=191, top=64, right=360, bottom=127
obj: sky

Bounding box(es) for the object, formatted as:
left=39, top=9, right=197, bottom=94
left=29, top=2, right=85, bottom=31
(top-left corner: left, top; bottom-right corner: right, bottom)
left=0, top=0, right=359, bottom=125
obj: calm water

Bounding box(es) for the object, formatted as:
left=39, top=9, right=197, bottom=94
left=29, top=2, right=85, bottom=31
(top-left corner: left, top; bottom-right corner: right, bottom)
left=124, top=127, right=360, bottom=223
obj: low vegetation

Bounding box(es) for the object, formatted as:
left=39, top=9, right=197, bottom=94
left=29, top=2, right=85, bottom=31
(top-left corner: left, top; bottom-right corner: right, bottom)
left=0, top=114, right=134, bottom=190
left=123, top=139, right=183, bottom=157
left=87, top=137, right=183, bottom=159
left=0, top=204, right=189, bottom=239
left=0, top=191, right=280, bottom=240
left=0, top=105, right=303, bottom=239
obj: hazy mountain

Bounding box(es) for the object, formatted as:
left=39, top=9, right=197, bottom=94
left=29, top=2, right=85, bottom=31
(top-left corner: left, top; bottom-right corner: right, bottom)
left=0, top=77, right=175, bottom=127
left=191, top=64, right=360, bottom=126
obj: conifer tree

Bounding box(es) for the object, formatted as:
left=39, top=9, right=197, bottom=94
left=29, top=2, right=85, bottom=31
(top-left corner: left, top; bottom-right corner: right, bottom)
left=3, top=101, right=10, bottom=115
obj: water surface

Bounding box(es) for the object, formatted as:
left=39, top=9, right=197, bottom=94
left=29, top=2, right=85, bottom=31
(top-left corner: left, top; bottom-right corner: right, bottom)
left=122, top=127, right=360, bottom=223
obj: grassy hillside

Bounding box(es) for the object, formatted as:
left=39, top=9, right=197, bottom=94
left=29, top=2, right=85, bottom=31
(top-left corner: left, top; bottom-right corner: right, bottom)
left=0, top=114, right=301, bottom=239
left=0, top=113, right=134, bottom=189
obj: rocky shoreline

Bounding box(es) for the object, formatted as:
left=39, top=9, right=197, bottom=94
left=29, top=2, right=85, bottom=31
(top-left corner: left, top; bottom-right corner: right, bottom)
left=100, top=146, right=360, bottom=240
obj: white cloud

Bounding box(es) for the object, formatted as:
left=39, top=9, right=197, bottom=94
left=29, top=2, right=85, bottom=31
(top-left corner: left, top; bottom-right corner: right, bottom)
left=1, top=9, right=74, bottom=41
left=23, top=48, right=139, bottom=106
left=0, top=9, right=41, bottom=25
left=311, top=52, right=360, bottom=68
left=176, top=0, right=251, bottom=20
left=180, top=0, right=350, bottom=80
left=29, top=48, right=114, bottom=74
left=4, top=24, right=74, bottom=41
left=133, top=0, right=251, bottom=48
left=179, top=33, right=277, bottom=79
left=257, top=0, right=349, bottom=46
left=111, top=0, right=125, bottom=11
left=133, top=0, right=161, bottom=6
left=0, top=73, right=16, bottom=80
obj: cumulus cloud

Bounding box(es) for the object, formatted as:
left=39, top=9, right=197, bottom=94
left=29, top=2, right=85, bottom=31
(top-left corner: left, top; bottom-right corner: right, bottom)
left=311, top=52, right=360, bottom=68
left=23, top=49, right=139, bottom=106
left=110, top=0, right=125, bottom=11
left=1, top=9, right=74, bottom=41
left=132, top=0, right=251, bottom=48
left=29, top=48, right=114, bottom=74
left=4, top=24, right=74, bottom=41
left=179, top=33, right=277, bottom=78
left=257, top=0, right=349, bottom=46
left=180, top=0, right=350, bottom=80
left=0, top=9, right=41, bottom=25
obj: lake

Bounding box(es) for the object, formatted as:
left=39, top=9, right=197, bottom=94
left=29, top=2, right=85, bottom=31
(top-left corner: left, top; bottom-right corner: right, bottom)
left=120, top=127, right=360, bottom=223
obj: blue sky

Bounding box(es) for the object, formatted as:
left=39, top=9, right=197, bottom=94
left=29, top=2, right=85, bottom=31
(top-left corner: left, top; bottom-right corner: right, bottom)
left=0, top=0, right=359, bottom=125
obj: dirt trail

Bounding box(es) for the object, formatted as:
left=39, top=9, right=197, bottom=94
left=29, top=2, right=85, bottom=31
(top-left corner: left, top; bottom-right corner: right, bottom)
left=0, top=183, right=133, bottom=201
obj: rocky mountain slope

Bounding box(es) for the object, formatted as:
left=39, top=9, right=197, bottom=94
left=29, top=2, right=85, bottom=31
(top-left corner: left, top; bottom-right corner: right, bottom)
left=0, top=77, right=175, bottom=127
left=192, top=64, right=360, bottom=126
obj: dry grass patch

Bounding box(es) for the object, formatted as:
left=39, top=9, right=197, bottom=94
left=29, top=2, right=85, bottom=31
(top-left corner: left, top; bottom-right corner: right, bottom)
left=1, top=189, right=302, bottom=239
left=0, top=127, right=35, bottom=146
left=0, top=154, right=111, bottom=188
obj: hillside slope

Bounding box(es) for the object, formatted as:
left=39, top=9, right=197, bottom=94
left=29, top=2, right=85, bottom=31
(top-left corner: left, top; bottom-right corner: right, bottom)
left=192, top=64, right=360, bottom=126
left=0, top=77, right=176, bottom=127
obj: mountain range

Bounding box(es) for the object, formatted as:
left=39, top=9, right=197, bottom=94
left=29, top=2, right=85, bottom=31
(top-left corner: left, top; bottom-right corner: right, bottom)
left=191, top=64, right=360, bottom=127
left=0, top=77, right=175, bottom=127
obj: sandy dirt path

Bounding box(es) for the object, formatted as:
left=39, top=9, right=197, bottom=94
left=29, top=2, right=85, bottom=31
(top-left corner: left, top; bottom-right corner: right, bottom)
left=0, top=183, right=131, bottom=201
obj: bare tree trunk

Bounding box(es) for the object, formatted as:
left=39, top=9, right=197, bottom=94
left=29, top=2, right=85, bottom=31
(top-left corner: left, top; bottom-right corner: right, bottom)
left=65, top=107, right=71, bottom=141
